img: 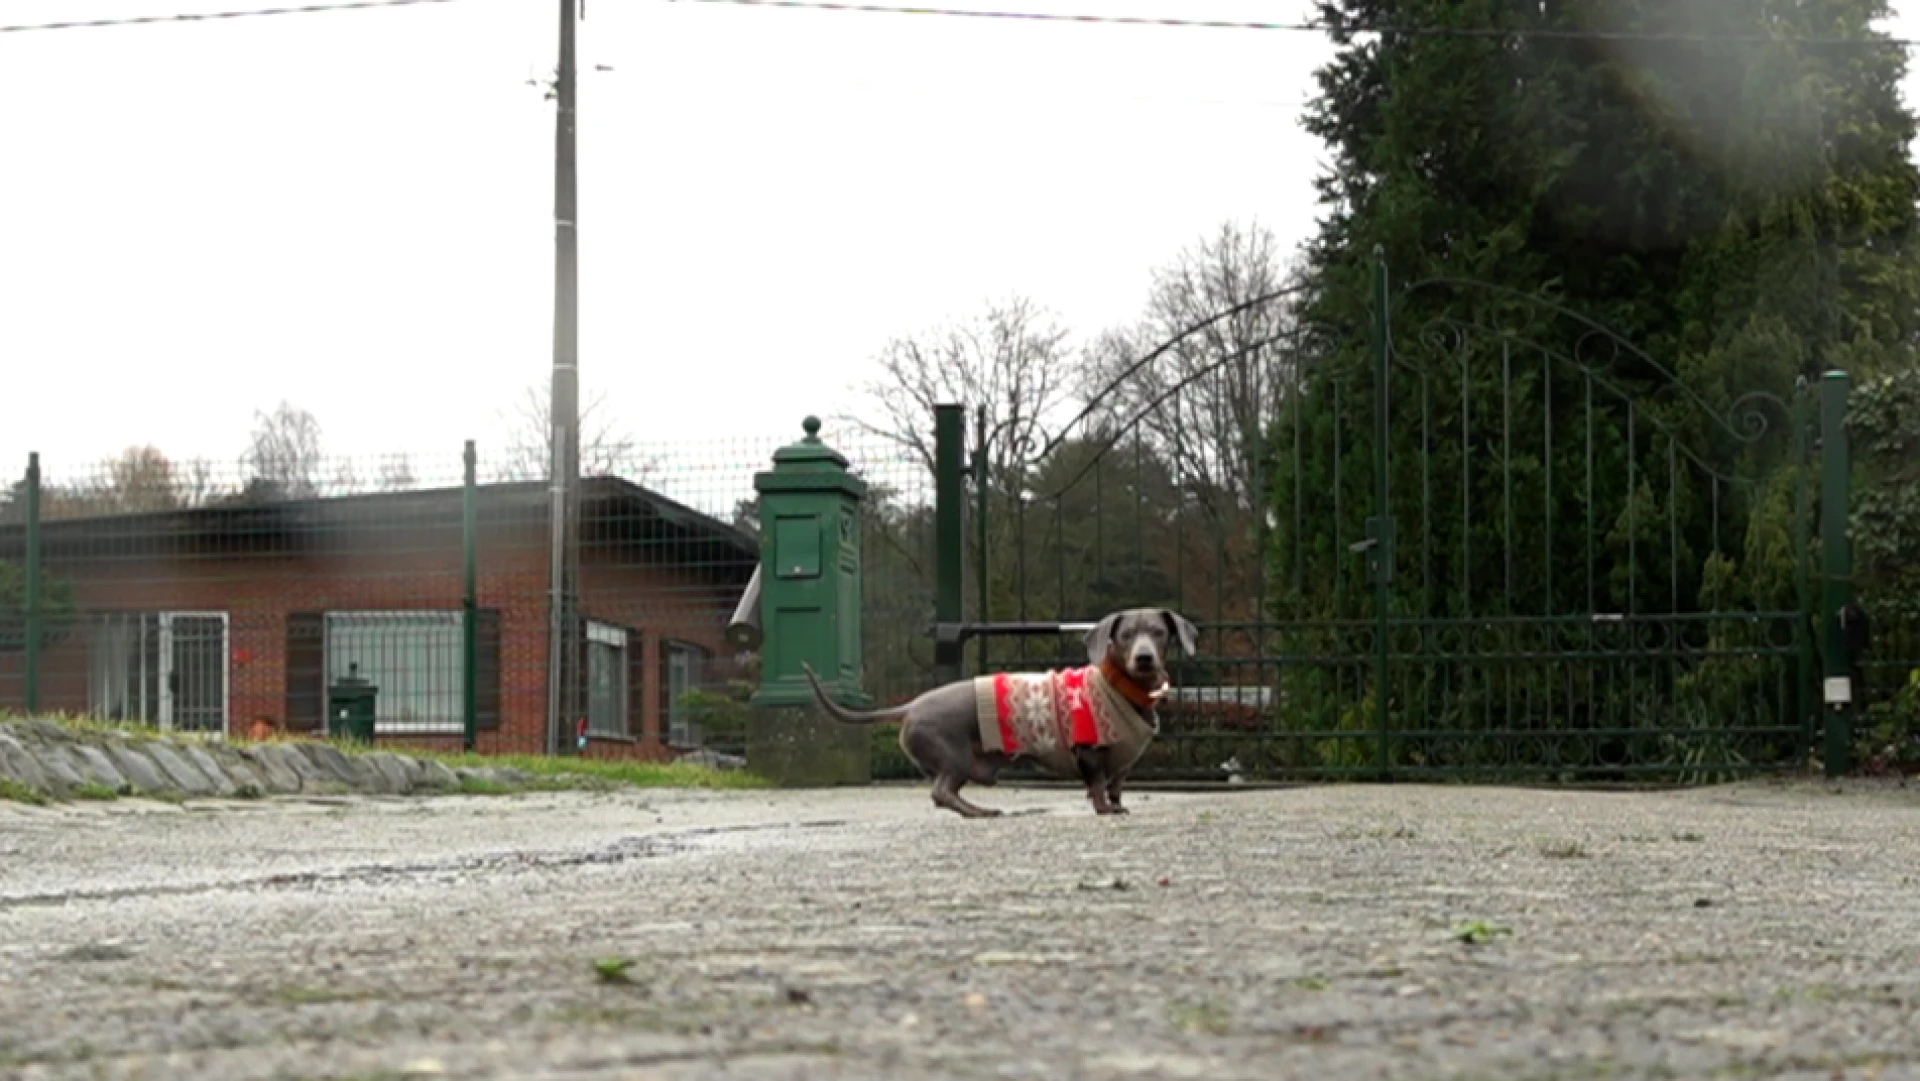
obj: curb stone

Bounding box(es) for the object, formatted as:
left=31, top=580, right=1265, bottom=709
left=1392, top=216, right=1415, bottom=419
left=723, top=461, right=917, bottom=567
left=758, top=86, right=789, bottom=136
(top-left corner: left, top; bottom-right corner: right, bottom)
left=262, top=743, right=327, bottom=790
left=301, top=744, right=363, bottom=788
left=238, top=746, right=303, bottom=794
left=418, top=759, right=460, bottom=790
left=36, top=746, right=87, bottom=794
left=180, top=745, right=241, bottom=798
left=0, top=720, right=624, bottom=805
left=104, top=744, right=174, bottom=795
left=143, top=743, right=218, bottom=796
left=67, top=745, right=129, bottom=791
left=211, top=749, right=269, bottom=796
left=364, top=753, right=413, bottom=795
left=0, top=733, right=52, bottom=793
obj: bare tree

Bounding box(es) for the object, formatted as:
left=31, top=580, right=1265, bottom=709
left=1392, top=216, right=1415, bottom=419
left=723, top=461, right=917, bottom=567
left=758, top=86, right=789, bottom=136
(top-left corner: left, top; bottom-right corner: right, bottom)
left=242, top=401, right=325, bottom=500
left=496, top=383, right=651, bottom=482
left=173, top=457, right=223, bottom=507
left=851, top=296, right=1079, bottom=491
left=86, top=446, right=182, bottom=514
left=376, top=454, right=417, bottom=492
left=1083, top=221, right=1303, bottom=516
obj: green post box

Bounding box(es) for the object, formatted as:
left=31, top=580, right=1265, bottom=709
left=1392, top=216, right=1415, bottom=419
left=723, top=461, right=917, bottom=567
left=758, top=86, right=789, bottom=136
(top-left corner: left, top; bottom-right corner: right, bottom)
left=744, top=416, right=872, bottom=785
left=328, top=663, right=379, bottom=744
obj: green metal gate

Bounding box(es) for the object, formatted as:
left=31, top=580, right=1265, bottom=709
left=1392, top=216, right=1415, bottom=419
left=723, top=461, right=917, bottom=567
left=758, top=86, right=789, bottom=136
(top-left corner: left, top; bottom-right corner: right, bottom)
left=937, top=256, right=1852, bottom=782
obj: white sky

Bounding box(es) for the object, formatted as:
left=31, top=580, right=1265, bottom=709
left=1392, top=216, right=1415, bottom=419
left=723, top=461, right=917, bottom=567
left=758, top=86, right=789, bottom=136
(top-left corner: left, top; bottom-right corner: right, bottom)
left=2, top=0, right=1918, bottom=488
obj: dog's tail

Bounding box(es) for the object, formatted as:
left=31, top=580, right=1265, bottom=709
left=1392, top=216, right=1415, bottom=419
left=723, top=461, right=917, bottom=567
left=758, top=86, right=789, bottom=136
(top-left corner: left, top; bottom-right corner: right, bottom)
left=801, top=662, right=914, bottom=725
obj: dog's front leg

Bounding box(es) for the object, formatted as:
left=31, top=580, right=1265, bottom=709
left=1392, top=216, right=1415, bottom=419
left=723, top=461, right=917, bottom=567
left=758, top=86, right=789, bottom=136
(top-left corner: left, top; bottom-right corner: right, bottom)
left=1074, top=745, right=1125, bottom=815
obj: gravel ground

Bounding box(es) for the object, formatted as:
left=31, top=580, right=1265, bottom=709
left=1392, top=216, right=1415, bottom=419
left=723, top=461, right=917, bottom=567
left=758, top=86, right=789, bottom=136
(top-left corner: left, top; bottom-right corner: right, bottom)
left=4, top=779, right=1920, bottom=1080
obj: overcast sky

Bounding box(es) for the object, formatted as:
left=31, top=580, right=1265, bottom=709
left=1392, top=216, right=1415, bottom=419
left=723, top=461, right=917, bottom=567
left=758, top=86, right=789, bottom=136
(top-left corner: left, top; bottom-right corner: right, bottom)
left=3, top=0, right=1918, bottom=493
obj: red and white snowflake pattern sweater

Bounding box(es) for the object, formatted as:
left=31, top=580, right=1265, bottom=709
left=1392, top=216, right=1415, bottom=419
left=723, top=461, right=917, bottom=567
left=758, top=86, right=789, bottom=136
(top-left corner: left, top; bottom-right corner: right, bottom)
left=969, top=663, right=1162, bottom=773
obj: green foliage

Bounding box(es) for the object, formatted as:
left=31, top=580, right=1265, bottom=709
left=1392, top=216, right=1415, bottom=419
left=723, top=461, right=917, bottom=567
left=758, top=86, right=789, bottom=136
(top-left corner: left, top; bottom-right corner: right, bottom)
left=1857, top=668, right=1920, bottom=774
left=1849, top=366, right=1920, bottom=765
left=675, top=683, right=749, bottom=751
left=1259, top=0, right=1920, bottom=774
left=1849, top=367, right=1920, bottom=624
left=0, top=561, right=79, bottom=654
left=0, top=778, right=48, bottom=805
left=861, top=484, right=939, bottom=702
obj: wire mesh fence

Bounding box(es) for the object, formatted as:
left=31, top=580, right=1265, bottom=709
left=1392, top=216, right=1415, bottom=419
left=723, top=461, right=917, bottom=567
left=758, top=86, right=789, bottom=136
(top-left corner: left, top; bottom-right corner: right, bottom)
left=0, top=424, right=933, bottom=767
left=2, top=405, right=1914, bottom=780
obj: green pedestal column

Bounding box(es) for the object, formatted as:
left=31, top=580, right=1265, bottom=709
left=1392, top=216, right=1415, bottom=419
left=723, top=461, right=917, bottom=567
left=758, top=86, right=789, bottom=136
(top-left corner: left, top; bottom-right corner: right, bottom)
left=744, top=416, right=873, bottom=786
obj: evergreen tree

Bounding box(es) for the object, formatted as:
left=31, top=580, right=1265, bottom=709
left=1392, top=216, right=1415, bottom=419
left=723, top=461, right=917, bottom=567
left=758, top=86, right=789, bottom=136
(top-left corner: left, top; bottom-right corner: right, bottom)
left=1285, top=0, right=1920, bottom=618
left=1274, top=0, right=1920, bottom=770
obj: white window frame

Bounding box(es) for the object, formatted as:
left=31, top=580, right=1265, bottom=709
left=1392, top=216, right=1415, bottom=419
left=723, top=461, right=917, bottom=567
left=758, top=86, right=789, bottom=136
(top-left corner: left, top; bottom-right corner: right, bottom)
left=90, top=611, right=231, bottom=736
left=584, top=620, right=630, bottom=739
left=322, top=610, right=464, bottom=736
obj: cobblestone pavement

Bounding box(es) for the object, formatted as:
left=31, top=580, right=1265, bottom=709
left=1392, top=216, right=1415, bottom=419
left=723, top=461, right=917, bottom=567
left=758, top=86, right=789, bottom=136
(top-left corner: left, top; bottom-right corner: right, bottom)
left=4, top=779, right=1920, bottom=1080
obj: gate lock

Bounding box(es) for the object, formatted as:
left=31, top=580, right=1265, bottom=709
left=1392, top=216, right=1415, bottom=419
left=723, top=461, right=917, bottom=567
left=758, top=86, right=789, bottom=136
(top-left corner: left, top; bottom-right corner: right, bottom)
left=1348, top=516, right=1395, bottom=587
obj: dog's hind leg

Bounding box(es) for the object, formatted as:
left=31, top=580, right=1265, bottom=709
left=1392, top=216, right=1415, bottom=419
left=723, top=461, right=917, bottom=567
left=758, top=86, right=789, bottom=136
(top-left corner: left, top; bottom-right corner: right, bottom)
left=932, top=772, right=1002, bottom=818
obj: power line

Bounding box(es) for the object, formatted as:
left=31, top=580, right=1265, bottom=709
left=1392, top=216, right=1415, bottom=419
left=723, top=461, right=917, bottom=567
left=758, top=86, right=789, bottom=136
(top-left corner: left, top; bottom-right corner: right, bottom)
left=672, top=0, right=1322, bottom=32
left=7, top=0, right=1914, bottom=48
left=663, top=0, right=1920, bottom=48
left=0, top=0, right=469, bottom=35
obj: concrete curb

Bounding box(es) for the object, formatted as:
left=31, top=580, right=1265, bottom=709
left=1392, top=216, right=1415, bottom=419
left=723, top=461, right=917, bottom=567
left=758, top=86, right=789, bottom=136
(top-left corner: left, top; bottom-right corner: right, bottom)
left=0, top=720, right=534, bottom=803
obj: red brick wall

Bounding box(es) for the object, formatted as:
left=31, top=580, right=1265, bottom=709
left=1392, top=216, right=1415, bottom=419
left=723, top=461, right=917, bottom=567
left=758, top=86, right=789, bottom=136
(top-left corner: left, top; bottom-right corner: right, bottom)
left=11, top=527, right=750, bottom=762
left=579, top=552, right=743, bottom=755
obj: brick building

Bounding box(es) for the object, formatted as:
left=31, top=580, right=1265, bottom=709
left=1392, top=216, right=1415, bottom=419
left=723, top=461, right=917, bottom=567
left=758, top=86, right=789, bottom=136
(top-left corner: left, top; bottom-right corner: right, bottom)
left=0, top=477, right=757, bottom=758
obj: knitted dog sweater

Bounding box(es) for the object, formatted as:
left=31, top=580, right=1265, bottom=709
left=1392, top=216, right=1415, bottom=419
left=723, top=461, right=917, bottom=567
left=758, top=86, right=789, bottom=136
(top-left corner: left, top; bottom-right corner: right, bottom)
left=971, top=665, right=1158, bottom=760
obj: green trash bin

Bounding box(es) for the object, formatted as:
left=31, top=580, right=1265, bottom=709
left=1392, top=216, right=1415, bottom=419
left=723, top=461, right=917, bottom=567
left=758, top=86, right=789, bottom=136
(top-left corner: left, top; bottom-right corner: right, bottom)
left=328, top=663, right=379, bottom=744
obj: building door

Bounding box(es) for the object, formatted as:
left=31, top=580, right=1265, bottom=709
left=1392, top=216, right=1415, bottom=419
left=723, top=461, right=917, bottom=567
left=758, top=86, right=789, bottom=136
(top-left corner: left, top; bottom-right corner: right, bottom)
left=91, top=611, right=229, bottom=734
left=158, top=613, right=229, bottom=735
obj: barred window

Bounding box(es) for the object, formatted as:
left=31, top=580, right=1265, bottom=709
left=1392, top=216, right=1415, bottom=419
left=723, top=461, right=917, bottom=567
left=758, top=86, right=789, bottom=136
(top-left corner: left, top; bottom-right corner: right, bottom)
left=324, top=611, right=462, bottom=736
left=585, top=620, right=631, bottom=738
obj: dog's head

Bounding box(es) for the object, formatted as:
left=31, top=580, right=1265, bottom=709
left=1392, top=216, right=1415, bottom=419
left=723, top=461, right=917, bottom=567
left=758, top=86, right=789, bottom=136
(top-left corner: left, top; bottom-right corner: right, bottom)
left=1084, top=608, right=1199, bottom=687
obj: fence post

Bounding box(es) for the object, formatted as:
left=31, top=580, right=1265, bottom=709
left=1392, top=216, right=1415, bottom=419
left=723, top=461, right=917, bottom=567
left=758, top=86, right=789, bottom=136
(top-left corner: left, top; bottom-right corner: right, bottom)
left=934, top=403, right=966, bottom=684
left=973, top=407, right=990, bottom=678
left=1369, top=249, right=1394, bottom=780
left=23, top=453, right=42, bottom=715
left=1819, top=369, right=1855, bottom=777
left=462, top=440, right=478, bottom=753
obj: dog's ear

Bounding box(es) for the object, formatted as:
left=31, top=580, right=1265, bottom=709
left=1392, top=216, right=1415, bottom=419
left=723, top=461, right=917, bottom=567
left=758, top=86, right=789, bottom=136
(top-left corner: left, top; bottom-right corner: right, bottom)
left=1084, top=613, right=1122, bottom=664
left=1160, top=609, right=1199, bottom=656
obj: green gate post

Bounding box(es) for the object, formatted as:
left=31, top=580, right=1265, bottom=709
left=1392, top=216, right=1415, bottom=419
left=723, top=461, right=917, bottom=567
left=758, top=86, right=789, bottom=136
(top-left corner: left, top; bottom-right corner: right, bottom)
left=1819, top=370, right=1855, bottom=778
left=745, top=416, right=872, bottom=786
left=933, top=404, right=966, bottom=684
left=1368, top=249, right=1395, bottom=779
left=462, top=440, right=479, bottom=753
left=973, top=408, right=990, bottom=677
left=23, top=453, right=41, bottom=716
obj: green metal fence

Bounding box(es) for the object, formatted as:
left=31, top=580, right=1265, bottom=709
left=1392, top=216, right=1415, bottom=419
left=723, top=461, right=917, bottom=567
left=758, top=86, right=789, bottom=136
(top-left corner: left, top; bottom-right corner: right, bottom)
left=941, top=260, right=1918, bottom=782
